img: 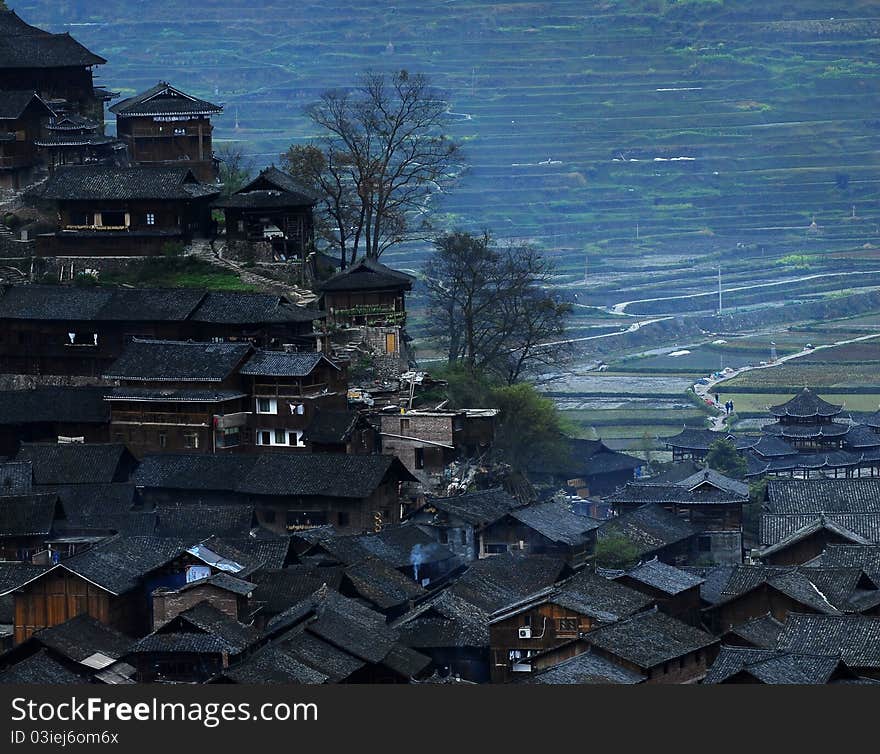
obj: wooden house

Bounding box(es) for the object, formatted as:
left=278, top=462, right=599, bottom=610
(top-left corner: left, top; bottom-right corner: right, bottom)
left=775, top=613, right=880, bottom=680
left=703, top=646, right=863, bottom=685
left=488, top=570, right=655, bottom=683
left=0, top=493, right=64, bottom=562
left=215, top=166, right=315, bottom=260
left=34, top=112, right=120, bottom=171
left=0, top=11, right=109, bottom=125
left=598, top=503, right=699, bottom=566
left=133, top=451, right=417, bottom=534
left=0, top=285, right=324, bottom=378
left=611, top=558, right=705, bottom=626
left=0, top=90, right=54, bottom=189
left=103, top=339, right=254, bottom=457
left=239, top=349, right=347, bottom=450
left=110, top=82, right=222, bottom=183
left=526, top=438, right=643, bottom=498
left=31, top=164, right=220, bottom=256
left=302, top=408, right=377, bottom=454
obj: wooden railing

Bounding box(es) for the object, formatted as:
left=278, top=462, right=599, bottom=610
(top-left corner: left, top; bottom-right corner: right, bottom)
left=112, top=410, right=210, bottom=427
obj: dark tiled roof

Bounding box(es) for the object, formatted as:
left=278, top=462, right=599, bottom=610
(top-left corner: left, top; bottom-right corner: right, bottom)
left=240, top=350, right=337, bottom=377
left=0, top=386, right=109, bottom=425
left=598, top=504, right=697, bottom=557
left=0, top=285, right=204, bottom=322
left=191, top=291, right=323, bottom=324
left=134, top=452, right=415, bottom=499
left=704, top=646, right=844, bottom=684
left=0, top=493, right=58, bottom=537
left=767, top=479, right=880, bottom=515
left=750, top=435, right=800, bottom=458
left=104, top=339, right=251, bottom=382
left=110, top=82, right=222, bottom=117
left=620, top=558, right=705, bottom=596
left=165, top=601, right=260, bottom=654
left=214, top=190, right=315, bottom=210
left=0, top=90, right=52, bottom=120
left=585, top=609, right=717, bottom=669
left=220, top=645, right=327, bottom=684
left=663, top=429, right=757, bottom=452
left=760, top=515, right=879, bottom=551
left=426, top=487, right=524, bottom=527
left=35, top=614, right=133, bottom=663
left=820, top=544, right=880, bottom=572
left=132, top=632, right=232, bottom=655
left=0, top=16, right=106, bottom=69
left=352, top=524, right=457, bottom=569
left=769, top=388, right=843, bottom=419
left=450, top=553, right=568, bottom=613
left=238, top=166, right=316, bottom=198
left=680, top=565, right=736, bottom=605
left=0, top=649, right=81, bottom=684
left=214, top=534, right=292, bottom=571
left=394, top=591, right=489, bottom=649
left=0, top=562, right=50, bottom=594
left=776, top=614, right=880, bottom=668
left=844, top=424, right=880, bottom=449
left=762, top=421, right=850, bottom=439
left=509, top=501, right=601, bottom=546
left=343, top=557, right=426, bottom=610
left=320, top=257, right=414, bottom=293
left=0, top=462, right=31, bottom=494
left=279, top=628, right=365, bottom=682
left=520, top=649, right=646, bottom=684
left=40, top=483, right=138, bottom=530
left=16, top=443, right=130, bottom=486
left=606, top=482, right=745, bottom=507
left=724, top=613, right=785, bottom=649
left=527, top=437, right=641, bottom=477
left=551, top=569, right=655, bottom=622
left=106, top=387, right=246, bottom=403
left=249, top=566, right=343, bottom=617
left=34, top=164, right=219, bottom=201
left=155, top=503, right=255, bottom=539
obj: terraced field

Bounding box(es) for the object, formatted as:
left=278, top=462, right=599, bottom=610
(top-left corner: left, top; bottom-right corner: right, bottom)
left=17, top=0, right=880, bottom=442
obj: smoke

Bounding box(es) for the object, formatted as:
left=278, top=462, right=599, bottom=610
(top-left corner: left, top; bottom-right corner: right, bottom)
left=411, top=543, right=426, bottom=582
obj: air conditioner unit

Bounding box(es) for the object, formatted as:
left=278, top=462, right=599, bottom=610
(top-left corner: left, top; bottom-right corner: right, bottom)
left=518, top=627, right=532, bottom=640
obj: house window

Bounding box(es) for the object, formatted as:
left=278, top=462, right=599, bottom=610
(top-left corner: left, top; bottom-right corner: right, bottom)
left=414, top=447, right=425, bottom=469
left=216, top=427, right=240, bottom=448
left=183, top=432, right=199, bottom=449
left=146, top=213, right=155, bottom=226
left=286, top=510, right=328, bottom=530
left=274, top=429, right=287, bottom=445
left=99, top=210, right=126, bottom=227
left=158, top=431, right=167, bottom=449
left=173, top=127, right=186, bottom=136
left=290, top=430, right=306, bottom=448
left=558, top=618, right=578, bottom=633
left=289, top=403, right=305, bottom=415
left=258, top=431, right=272, bottom=446
left=257, top=398, right=277, bottom=414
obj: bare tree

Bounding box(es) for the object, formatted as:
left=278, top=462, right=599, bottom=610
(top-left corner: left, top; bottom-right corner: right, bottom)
left=424, top=231, right=572, bottom=384
left=283, top=70, right=459, bottom=266
left=216, top=143, right=254, bottom=198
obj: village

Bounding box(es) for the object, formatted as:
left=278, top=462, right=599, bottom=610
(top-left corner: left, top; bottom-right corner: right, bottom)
left=0, top=8, right=879, bottom=687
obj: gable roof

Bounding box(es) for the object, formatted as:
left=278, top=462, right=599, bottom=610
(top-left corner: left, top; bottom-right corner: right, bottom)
left=508, top=501, right=601, bottom=546
left=343, top=557, right=426, bottom=611
left=0, top=493, right=60, bottom=538
left=218, top=644, right=328, bottom=684
left=134, top=452, right=416, bottom=499
left=103, top=339, right=251, bottom=382
left=215, top=166, right=316, bottom=209
left=450, top=553, right=568, bottom=613
left=0, top=386, right=109, bottom=425
left=520, top=649, right=646, bottom=684
left=33, top=614, right=133, bottom=664
left=619, top=558, right=705, bottom=596
left=110, top=82, right=222, bottom=117
left=39, top=484, right=137, bottom=530
left=704, top=646, right=848, bottom=684
left=393, top=591, right=489, bottom=649
left=249, top=566, right=344, bottom=617
left=16, top=443, right=131, bottom=485
left=190, top=291, right=323, bottom=324
left=526, top=437, right=642, bottom=477
left=0, top=89, right=53, bottom=120
left=33, top=164, right=220, bottom=201
left=776, top=614, right=880, bottom=668
left=584, top=609, right=717, bottom=669
left=154, top=502, right=255, bottom=539
left=319, top=257, right=414, bottom=293
left=598, top=504, right=698, bottom=557
left=820, top=544, right=880, bottom=573
left=550, top=569, right=655, bottom=622
left=766, top=478, right=880, bottom=515
left=0, top=649, right=81, bottom=684
left=759, top=515, right=877, bottom=555
left=239, top=350, right=338, bottom=378
left=425, top=487, right=525, bottom=527
left=158, top=601, right=259, bottom=655
left=723, top=613, right=785, bottom=649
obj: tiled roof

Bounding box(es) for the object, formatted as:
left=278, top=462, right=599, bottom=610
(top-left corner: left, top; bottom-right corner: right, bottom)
left=320, top=257, right=414, bottom=293
left=165, top=601, right=260, bottom=654
left=820, top=544, right=880, bottom=573
left=844, top=424, right=880, bottom=449
left=724, top=613, right=785, bottom=649
left=0, top=386, right=109, bottom=425
left=394, top=591, right=489, bottom=649
left=0, top=12, right=106, bottom=69
left=249, top=566, right=344, bottom=617
left=278, top=628, right=365, bottom=682
left=106, top=387, right=246, bottom=403
left=134, top=452, right=415, bottom=500
left=220, top=645, right=327, bottom=684
left=526, top=437, right=641, bottom=476
left=155, top=502, right=255, bottom=539
left=767, top=479, right=880, bottom=515
left=663, top=428, right=757, bottom=452
left=620, top=558, right=705, bottom=596
left=769, top=388, right=843, bottom=419
left=598, top=504, right=698, bottom=557
left=776, top=614, right=880, bottom=668
left=762, top=421, right=850, bottom=439
left=0, top=649, right=81, bottom=684
left=450, top=553, right=568, bottom=613
left=606, top=483, right=745, bottom=507
left=750, top=435, right=799, bottom=458
left=34, top=614, right=133, bottom=664
left=0, top=462, right=31, bottom=494
left=704, top=646, right=845, bottom=684
left=0, top=561, right=50, bottom=594
left=0, top=493, right=59, bottom=537
left=103, top=339, right=251, bottom=382
left=239, top=349, right=337, bottom=377
left=190, top=291, right=323, bottom=324
left=110, top=82, right=222, bottom=117
left=549, top=569, right=655, bottom=622
left=214, top=189, right=315, bottom=210
left=509, top=501, right=601, bottom=546
left=759, top=515, right=878, bottom=552
left=351, top=524, right=458, bottom=569
left=39, top=484, right=137, bottom=528
left=238, top=166, right=316, bottom=198
left=426, top=487, right=524, bottom=527
left=585, top=609, right=717, bottom=669
left=16, top=443, right=130, bottom=485
left=520, top=649, right=646, bottom=684
left=343, top=557, right=426, bottom=611
left=0, top=90, right=52, bottom=120
left=33, top=164, right=219, bottom=201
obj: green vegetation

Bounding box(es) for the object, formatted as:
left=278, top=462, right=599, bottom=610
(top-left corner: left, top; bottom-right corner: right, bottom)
left=100, top=257, right=255, bottom=291
left=705, top=438, right=748, bottom=478
left=594, top=535, right=641, bottom=570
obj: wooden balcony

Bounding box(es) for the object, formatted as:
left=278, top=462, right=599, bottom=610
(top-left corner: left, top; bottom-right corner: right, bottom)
left=112, top=410, right=211, bottom=427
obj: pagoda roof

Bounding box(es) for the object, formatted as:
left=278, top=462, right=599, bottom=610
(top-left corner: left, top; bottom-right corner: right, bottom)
left=762, top=421, right=850, bottom=440
left=769, top=388, right=843, bottom=419
left=662, top=428, right=757, bottom=452
left=0, top=90, right=54, bottom=121
left=110, top=82, right=222, bottom=118
left=319, top=257, right=415, bottom=293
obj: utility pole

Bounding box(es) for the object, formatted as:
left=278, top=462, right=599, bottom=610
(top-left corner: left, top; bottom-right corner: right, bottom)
left=718, top=265, right=722, bottom=316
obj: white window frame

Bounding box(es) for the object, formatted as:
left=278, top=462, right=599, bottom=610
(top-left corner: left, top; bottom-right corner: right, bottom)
left=256, top=398, right=278, bottom=415
left=146, top=212, right=156, bottom=226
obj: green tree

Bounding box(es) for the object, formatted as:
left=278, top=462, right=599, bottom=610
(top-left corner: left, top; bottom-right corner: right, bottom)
left=594, top=535, right=641, bottom=570
left=705, top=437, right=748, bottom=478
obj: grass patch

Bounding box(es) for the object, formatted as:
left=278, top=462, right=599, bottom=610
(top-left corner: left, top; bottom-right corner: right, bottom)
left=101, top=258, right=255, bottom=291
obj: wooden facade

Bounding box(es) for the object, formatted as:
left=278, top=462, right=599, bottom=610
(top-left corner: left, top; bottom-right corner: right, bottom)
left=0, top=93, right=53, bottom=190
